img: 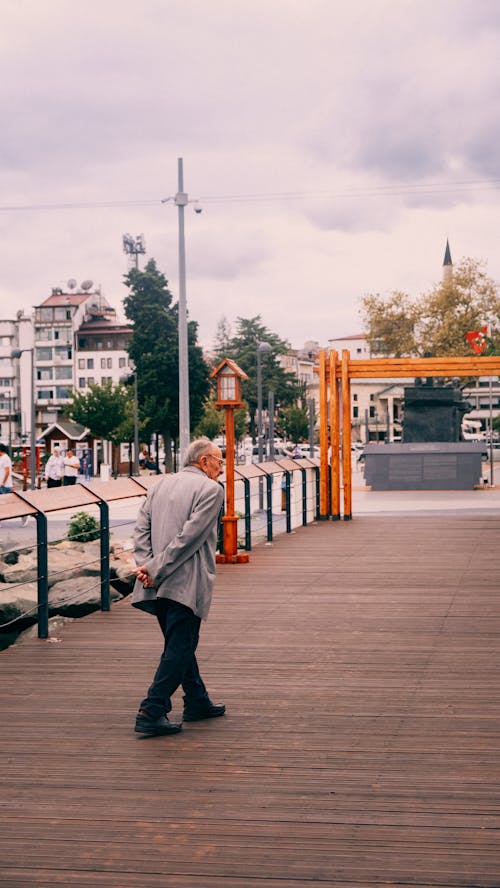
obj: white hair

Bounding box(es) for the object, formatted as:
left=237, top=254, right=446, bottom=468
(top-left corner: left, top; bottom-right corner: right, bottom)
left=183, top=437, right=214, bottom=467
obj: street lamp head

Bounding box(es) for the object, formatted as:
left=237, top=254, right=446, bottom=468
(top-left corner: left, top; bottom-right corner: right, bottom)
left=10, top=348, right=23, bottom=359
left=257, top=341, right=272, bottom=355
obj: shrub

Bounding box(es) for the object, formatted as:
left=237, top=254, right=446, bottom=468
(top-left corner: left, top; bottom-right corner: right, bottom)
left=67, top=511, right=100, bottom=543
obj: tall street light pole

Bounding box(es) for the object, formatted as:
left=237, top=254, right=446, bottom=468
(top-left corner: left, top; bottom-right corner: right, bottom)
left=176, top=158, right=190, bottom=466
left=257, top=341, right=272, bottom=508
left=162, top=158, right=202, bottom=468
left=11, top=347, right=36, bottom=489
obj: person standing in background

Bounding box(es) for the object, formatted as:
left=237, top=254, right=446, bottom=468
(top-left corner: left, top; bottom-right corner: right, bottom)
left=0, top=443, right=13, bottom=494
left=45, top=448, right=64, bottom=488
left=63, top=449, right=80, bottom=486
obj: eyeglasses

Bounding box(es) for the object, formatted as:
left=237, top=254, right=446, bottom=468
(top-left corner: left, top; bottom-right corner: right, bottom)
left=206, top=454, right=224, bottom=467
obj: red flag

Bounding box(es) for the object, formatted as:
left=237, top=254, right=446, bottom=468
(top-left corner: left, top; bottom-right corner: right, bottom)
left=465, top=326, right=488, bottom=354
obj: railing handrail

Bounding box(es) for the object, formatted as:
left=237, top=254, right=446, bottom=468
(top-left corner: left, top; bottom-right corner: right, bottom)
left=0, top=461, right=320, bottom=641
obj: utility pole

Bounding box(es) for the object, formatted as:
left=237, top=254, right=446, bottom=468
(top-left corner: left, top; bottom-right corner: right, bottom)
left=176, top=158, right=190, bottom=465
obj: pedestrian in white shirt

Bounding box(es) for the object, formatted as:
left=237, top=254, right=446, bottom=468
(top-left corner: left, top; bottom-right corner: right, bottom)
left=0, top=443, right=13, bottom=494
left=45, top=448, right=64, bottom=488
left=63, top=450, right=80, bottom=486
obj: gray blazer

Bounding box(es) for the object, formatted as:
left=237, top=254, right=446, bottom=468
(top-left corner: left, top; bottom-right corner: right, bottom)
left=131, top=467, right=224, bottom=620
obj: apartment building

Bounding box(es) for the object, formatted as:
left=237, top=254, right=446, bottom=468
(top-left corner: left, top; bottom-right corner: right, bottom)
left=33, top=283, right=132, bottom=427
left=0, top=312, right=34, bottom=446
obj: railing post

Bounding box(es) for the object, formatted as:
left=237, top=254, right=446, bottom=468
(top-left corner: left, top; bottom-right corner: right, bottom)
left=266, top=473, right=273, bottom=542
left=300, top=468, right=307, bottom=526
left=314, top=466, right=320, bottom=519
left=35, top=511, right=49, bottom=639
left=243, top=478, right=251, bottom=551
left=98, top=500, right=110, bottom=611
left=285, top=470, right=291, bottom=533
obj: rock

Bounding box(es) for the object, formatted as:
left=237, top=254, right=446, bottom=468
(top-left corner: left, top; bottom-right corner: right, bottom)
left=0, top=581, right=38, bottom=624
left=49, top=576, right=122, bottom=616
left=1, top=540, right=102, bottom=587
left=109, top=549, right=136, bottom=597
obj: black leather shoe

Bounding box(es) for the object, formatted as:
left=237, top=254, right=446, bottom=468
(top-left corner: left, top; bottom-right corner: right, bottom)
left=183, top=701, right=226, bottom=722
left=135, top=713, right=182, bottom=735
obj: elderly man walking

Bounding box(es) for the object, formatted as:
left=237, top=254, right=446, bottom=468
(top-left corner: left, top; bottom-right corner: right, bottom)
left=132, top=437, right=226, bottom=736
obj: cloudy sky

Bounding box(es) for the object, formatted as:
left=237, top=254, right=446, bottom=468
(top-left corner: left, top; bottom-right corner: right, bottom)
left=1, top=0, right=499, bottom=351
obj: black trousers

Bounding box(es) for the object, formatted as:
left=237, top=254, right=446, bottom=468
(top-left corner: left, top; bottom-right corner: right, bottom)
left=139, top=598, right=209, bottom=719
left=47, top=478, right=62, bottom=488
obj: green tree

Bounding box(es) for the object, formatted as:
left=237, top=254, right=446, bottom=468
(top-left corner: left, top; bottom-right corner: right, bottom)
left=214, top=315, right=301, bottom=438
left=194, top=398, right=223, bottom=439
left=65, top=381, right=133, bottom=474
left=280, top=404, right=309, bottom=443
left=361, top=259, right=500, bottom=357
left=418, top=259, right=500, bottom=357
left=360, top=291, right=419, bottom=357
left=123, top=259, right=210, bottom=469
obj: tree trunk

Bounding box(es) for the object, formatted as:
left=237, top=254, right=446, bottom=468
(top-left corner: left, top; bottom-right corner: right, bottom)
left=163, top=431, right=173, bottom=473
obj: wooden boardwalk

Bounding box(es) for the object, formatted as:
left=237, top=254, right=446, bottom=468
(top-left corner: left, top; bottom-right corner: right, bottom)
left=1, top=514, right=499, bottom=887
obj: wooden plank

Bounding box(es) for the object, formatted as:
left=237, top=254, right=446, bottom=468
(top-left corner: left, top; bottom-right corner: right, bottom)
left=0, top=515, right=499, bottom=887
left=323, top=354, right=500, bottom=379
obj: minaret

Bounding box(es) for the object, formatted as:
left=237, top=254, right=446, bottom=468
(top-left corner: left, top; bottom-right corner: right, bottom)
left=442, top=238, right=453, bottom=283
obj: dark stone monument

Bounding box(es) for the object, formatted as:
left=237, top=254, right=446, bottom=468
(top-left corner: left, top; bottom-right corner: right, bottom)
left=403, top=377, right=471, bottom=443
left=364, top=375, right=486, bottom=490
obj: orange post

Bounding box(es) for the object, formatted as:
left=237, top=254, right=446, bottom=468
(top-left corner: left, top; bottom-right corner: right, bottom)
left=219, top=407, right=244, bottom=562
left=211, top=356, right=249, bottom=564
left=329, top=350, right=340, bottom=519
left=318, top=349, right=330, bottom=518
left=341, top=349, right=352, bottom=520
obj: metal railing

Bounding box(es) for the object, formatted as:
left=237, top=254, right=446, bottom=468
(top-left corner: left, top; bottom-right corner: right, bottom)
left=0, top=459, right=320, bottom=641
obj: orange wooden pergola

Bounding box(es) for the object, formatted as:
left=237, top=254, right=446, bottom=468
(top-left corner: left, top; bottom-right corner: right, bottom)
left=318, top=350, right=500, bottom=520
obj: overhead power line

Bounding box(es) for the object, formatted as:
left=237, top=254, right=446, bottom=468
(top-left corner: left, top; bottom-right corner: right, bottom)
left=0, top=178, right=499, bottom=213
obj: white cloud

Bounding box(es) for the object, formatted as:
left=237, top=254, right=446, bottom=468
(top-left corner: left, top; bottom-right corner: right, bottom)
left=1, top=0, right=500, bottom=351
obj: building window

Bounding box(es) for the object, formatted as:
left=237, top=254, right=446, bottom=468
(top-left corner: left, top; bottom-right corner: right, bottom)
left=101, top=376, right=113, bottom=384
left=36, top=347, right=52, bottom=361
left=353, top=406, right=359, bottom=418
left=36, top=308, right=53, bottom=322
left=87, top=359, right=94, bottom=369
left=370, top=394, right=374, bottom=402
left=37, top=368, right=53, bottom=381
left=87, top=377, right=94, bottom=385
left=107, top=357, right=112, bottom=369
left=54, top=307, right=72, bottom=321
left=55, top=366, right=72, bottom=380
left=78, top=359, right=85, bottom=369
left=38, top=389, right=54, bottom=400
left=35, top=327, right=52, bottom=341
left=369, top=406, right=375, bottom=418
left=119, top=357, right=126, bottom=368
left=353, top=393, right=358, bottom=401
left=79, top=378, right=85, bottom=388
left=54, top=346, right=72, bottom=361
left=56, top=386, right=70, bottom=399
left=96, top=340, right=103, bottom=350
left=101, top=358, right=106, bottom=369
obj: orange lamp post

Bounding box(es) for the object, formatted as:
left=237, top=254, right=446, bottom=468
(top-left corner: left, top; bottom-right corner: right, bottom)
left=211, top=358, right=250, bottom=564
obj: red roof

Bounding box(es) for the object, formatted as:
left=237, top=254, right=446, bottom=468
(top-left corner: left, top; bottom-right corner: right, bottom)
left=38, top=293, right=89, bottom=307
